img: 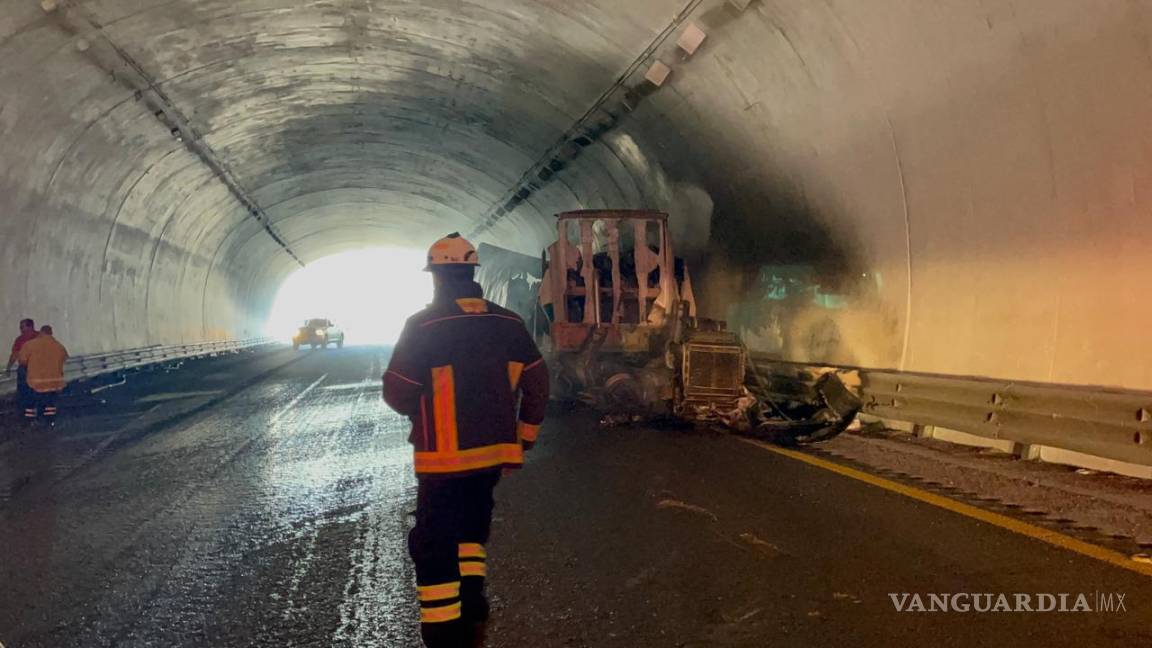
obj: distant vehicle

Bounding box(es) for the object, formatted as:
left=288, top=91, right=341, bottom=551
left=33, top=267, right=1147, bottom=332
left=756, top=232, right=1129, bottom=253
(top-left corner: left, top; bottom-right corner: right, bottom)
left=293, top=318, right=345, bottom=350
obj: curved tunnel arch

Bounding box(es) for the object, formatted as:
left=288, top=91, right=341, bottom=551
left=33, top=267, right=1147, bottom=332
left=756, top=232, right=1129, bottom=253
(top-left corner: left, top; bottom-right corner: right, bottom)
left=2, top=0, right=1151, bottom=390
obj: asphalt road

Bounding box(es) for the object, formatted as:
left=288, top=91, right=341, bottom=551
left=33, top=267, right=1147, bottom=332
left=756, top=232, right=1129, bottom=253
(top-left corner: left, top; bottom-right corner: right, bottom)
left=1, top=346, right=1149, bottom=647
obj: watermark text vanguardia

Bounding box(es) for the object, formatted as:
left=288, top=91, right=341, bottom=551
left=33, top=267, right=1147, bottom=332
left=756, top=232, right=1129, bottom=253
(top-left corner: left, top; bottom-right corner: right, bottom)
left=889, top=592, right=1127, bottom=613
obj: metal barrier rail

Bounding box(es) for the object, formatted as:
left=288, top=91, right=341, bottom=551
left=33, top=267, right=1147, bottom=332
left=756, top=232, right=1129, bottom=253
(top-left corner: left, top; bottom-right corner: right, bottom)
left=750, top=355, right=1152, bottom=467
left=0, top=338, right=278, bottom=396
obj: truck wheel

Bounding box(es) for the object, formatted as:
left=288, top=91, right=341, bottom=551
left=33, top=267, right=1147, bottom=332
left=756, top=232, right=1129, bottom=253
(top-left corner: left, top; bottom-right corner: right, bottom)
left=293, top=342, right=300, bottom=351
left=337, top=340, right=344, bottom=349
left=311, top=343, right=318, bottom=349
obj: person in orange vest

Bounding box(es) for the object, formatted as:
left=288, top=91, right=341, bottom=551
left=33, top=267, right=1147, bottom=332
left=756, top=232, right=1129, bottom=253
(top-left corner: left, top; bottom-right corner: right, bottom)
left=18, top=325, right=69, bottom=425
left=383, top=233, right=549, bottom=648
left=6, top=318, right=38, bottom=421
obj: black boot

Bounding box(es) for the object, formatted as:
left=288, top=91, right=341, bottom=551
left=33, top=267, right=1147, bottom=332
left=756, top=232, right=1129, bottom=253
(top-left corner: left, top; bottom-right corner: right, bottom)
left=465, top=620, right=488, bottom=648
left=460, top=582, right=489, bottom=648
left=421, top=620, right=467, bottom=648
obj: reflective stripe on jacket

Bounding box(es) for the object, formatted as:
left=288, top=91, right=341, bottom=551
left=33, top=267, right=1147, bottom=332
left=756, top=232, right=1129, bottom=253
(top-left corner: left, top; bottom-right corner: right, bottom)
left=383, top=285, right=549, bottom=477
left=18, top=334, right=69, bottom=393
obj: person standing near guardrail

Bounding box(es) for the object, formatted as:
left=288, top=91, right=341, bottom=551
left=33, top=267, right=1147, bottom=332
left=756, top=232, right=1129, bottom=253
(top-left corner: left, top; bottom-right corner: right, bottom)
left=6, top=318, right=38, bottom=421
left=17, top=325, right=68, bottom=425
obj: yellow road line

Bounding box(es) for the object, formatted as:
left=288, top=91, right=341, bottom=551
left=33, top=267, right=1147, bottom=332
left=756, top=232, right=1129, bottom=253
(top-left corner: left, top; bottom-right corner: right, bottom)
left=740, top=438, right=1152, bottom=578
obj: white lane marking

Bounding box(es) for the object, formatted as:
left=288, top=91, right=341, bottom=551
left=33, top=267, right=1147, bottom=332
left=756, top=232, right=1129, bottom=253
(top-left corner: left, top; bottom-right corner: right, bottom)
left=269, top=374, right=328, bottom=428
left=136, top=390, right=224, bottom=404
left=59, top=372, right=325, bottom=481
left=114, top=373, right=332, bottom=560
left=322, top=380, right=382, bottom=392
left=331, top=363, right=417, bottom=645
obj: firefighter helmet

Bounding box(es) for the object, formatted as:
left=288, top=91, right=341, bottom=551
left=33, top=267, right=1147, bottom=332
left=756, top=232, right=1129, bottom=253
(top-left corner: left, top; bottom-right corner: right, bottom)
left=425, top=232, right=479, bottom=270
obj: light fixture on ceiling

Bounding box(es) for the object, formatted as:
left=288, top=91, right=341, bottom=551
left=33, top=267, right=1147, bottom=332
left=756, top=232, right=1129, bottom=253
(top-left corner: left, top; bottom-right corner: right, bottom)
left=677, top=23, right=707, bottom=57
left=644, top=60, right=672, bottom=87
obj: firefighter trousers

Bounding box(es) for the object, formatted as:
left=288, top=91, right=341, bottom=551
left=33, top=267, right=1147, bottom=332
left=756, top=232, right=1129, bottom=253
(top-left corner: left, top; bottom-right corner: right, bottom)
left=409, top=471, right=500, bottom=646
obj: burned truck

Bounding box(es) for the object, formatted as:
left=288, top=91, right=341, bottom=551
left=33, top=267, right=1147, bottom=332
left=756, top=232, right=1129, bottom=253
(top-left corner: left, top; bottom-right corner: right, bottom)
left=533, top=209, right=860, bottom=444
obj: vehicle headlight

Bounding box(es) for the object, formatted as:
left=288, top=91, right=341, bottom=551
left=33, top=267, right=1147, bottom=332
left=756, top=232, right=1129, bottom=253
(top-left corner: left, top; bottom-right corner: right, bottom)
left=315, top=329, right=325, bottom=336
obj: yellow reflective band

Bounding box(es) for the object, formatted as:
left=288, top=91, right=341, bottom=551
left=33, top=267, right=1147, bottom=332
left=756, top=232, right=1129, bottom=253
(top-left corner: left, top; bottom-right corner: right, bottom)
left=417, top=582, right=461, bottom=602
left=458, top=543, right=486, bottom=559
left=740, top=438, right=1152, bottom=579
left=508, top=361, right=525, bottom=390
left=420, top=601, right=462, bottom=623
left=518, top=421, right=541, bottom=443
left=459, top=561, right=488, bottom=577
left=413, top=443, right=524, bottom=474
left=456, top=298, right=488, bottom=314
left=430, top=366, right=459, bottom=452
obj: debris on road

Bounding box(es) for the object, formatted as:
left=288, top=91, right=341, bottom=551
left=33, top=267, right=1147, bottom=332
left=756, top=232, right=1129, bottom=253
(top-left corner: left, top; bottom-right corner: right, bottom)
left=656, top=498, right=719, bottom=522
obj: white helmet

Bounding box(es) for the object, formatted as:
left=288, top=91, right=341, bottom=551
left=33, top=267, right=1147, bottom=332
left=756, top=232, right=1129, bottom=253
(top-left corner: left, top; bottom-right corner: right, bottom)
left=425, top=232, right=479, bottom=270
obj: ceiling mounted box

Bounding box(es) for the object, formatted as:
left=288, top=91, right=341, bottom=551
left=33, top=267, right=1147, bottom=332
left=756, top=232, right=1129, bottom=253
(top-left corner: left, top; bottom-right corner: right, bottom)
left=645, top=60, right=672, bottom=86
left=677, top=23, right=707, bottom=56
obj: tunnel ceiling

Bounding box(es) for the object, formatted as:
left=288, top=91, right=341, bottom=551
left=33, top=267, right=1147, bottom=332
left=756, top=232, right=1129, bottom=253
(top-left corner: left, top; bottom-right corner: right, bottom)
left=2, top=0, right=699, bottom=348
left=7, top=0, right=674, bottom=264
left=4, top=0, right=1152, bottom=391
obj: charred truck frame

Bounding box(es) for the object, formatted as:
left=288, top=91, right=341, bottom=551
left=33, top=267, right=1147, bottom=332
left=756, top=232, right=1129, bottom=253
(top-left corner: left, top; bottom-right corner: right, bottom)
left=536, top=209, right=860, bottom=444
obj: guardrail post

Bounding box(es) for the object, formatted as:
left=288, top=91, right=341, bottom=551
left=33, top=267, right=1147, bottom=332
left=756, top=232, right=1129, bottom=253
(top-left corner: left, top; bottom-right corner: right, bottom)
left=1013, top=442, right=1042, bottom=461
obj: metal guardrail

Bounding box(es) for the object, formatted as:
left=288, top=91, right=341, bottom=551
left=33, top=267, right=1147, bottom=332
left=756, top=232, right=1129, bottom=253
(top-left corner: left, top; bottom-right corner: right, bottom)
left=0, top=337, right=278, bottom=396
left=750, top=355, right=1152, bottom=467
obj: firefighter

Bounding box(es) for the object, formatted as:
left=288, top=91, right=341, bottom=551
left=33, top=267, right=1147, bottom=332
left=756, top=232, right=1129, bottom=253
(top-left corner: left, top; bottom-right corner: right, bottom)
left=383, top=233, right=549, bottom=648
left=18, top=325, right=69, bottom=425
left=6, top=318, right=38, bottom=422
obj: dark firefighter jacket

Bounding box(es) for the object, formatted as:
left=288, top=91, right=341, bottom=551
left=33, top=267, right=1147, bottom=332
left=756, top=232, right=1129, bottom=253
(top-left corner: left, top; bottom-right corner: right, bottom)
left=383, top=281, right=549, bottom=477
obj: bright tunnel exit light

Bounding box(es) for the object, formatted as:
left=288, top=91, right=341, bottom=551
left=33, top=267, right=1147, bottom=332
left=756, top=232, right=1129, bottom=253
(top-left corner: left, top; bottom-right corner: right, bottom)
left=265, top=247, right=432, bottom=345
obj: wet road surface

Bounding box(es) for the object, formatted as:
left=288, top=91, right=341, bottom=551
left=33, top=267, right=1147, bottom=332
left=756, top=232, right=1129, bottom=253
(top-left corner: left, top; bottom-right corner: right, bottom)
left=1, top=346, right=1150, bottom=647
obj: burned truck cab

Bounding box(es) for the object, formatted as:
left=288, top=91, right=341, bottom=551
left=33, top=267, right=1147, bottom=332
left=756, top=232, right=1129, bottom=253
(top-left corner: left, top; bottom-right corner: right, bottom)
left=542, top=211, right=687, bottom=347
left=537, top=210, right=739, bottom=417
left=535, top=209, right=861, bottom=442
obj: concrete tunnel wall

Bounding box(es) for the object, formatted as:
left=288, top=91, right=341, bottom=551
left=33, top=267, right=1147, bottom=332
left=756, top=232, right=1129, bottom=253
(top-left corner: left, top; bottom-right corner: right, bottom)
left=1, top=1, right=1150, bottom=391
